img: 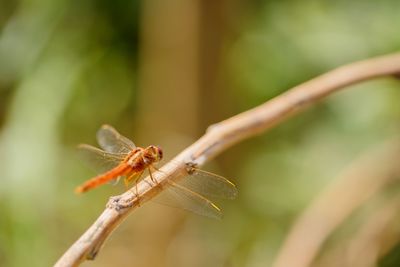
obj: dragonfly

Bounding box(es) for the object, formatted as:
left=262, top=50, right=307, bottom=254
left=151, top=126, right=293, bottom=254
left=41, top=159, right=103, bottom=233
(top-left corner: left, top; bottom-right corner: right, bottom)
left=75, top=124, right=238, bottom=219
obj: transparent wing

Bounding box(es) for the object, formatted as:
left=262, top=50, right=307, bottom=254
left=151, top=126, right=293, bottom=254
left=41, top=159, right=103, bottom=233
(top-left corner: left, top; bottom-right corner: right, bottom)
left=96, top=124, right=136, bottom=154
left=178, top=169, right=238, bottom=200
left=77, top=144, right=126, bottom=173
left=154, top=181, right=223, bottom=219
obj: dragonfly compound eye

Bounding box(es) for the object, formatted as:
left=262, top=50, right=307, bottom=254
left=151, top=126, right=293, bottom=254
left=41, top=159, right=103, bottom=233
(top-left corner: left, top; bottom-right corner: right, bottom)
left=156, top=146, right=163, bottom=160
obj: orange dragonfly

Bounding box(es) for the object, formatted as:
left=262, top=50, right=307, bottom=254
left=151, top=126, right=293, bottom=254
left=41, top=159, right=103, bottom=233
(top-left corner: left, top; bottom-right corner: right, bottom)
left=75, top=125, right=237, bottom=218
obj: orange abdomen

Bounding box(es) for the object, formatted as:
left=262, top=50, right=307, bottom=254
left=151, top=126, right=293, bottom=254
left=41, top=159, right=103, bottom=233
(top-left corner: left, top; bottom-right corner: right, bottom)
left=75, top=164, right=131, bottom=193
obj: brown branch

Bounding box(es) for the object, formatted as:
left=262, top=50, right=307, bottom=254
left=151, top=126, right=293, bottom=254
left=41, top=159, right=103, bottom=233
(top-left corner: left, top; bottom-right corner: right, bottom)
left=272, top=139, right=400, bottom=267
left=54, top=53, right=400, bottom=267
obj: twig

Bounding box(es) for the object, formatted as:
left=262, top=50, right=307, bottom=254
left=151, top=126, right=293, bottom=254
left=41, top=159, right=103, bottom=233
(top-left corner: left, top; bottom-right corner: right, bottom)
left=272, top=139, right=400, bottom=267
left=55, top=53, right=400, bottom=267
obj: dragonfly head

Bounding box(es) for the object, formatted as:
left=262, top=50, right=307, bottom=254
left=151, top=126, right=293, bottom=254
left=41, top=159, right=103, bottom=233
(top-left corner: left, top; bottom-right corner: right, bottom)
left=148, top=145, right=163, bottom=162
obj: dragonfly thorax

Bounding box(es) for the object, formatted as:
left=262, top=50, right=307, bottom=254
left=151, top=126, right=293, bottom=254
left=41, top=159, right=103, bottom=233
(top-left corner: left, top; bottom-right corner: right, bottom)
left=126, top=145, right=163, bottom=168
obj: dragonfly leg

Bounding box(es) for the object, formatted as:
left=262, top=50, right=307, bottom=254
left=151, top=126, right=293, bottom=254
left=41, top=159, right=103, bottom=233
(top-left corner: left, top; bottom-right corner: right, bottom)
left=151, top=165, right=167, bottom=174
left=124, top=177, right=130, bottom=187
left=148, top=167, right=157, bottom=184
left=124, top=171, right=144, bottom=186
left=125, top=171, right=143, bottom=206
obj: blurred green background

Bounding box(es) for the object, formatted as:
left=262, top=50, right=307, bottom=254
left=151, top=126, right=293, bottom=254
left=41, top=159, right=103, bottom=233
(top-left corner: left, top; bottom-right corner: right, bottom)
left=0, top=0, right=400, bottom=266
